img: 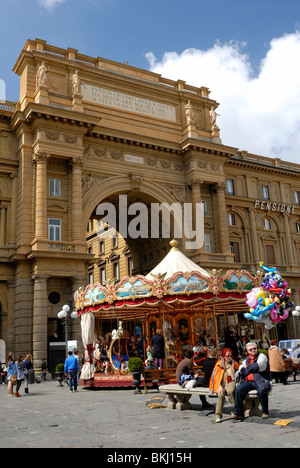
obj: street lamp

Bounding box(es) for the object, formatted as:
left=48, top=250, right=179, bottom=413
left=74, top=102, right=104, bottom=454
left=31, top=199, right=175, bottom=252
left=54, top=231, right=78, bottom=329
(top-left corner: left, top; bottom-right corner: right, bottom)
left=57, top=304, right=78, bottom=358
left=292, top=305, right=300, bottom=318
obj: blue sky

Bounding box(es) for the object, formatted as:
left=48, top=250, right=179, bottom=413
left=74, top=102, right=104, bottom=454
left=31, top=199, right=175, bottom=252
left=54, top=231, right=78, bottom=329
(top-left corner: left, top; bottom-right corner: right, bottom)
left=1, top=0, right=300, bottom=163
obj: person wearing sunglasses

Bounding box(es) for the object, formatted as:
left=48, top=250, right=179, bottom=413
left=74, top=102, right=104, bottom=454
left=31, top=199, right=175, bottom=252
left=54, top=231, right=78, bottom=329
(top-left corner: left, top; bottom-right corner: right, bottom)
left=231, top=342, right=272, bottom=420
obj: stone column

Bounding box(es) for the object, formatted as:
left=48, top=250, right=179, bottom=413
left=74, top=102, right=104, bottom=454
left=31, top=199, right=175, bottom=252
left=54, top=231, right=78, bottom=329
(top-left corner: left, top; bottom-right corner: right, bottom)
left=32, top=275, right=49, bottom=371
left=282, top=213, right=294, bottom=265
left=33, top=151, right=49, bottom=239
left=216, top=182, right=230, bottom=254
left=70, top=157, right=84, bottom=242
left=248, top=208, right=260, bottom=265
left=8, top=173, right=18, bottom=246
left=5, top=281, right=15, bottom=353
left=190, top=179, right=202, bottom=231
left=0, top=203, right=7, bottom=245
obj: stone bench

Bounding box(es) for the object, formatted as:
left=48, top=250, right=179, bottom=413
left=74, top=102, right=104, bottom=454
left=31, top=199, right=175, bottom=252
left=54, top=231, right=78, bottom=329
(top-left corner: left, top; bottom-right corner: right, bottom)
left=159, top=384, right=262, bottom=417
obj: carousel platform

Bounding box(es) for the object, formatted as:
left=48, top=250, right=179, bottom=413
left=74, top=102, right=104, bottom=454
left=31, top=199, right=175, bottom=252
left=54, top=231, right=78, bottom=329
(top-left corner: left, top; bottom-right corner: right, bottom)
left=79, top=373, right=177, bottom=389
left=79, top=373, right=135, bottom=388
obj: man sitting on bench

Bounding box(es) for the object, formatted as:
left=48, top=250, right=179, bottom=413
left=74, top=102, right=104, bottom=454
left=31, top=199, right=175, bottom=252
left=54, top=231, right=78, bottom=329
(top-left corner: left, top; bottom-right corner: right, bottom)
left=175, top=349, right=212, bottom=410
left=231, top=342, right=272, bottom=420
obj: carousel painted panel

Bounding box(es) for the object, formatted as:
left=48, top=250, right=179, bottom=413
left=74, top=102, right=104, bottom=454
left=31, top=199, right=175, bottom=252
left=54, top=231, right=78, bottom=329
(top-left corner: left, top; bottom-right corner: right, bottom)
left=115, top=276, right=153, bottom=300
left=221, top=270, right=256, bottom=293
left=166, top=271, right=210, bottom=295
left=83, top=283, right=107, bottom=307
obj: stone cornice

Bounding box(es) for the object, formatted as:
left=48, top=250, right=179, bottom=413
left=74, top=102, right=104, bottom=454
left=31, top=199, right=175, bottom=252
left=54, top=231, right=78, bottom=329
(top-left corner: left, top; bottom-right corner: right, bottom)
left=10, top=102, right=99, bottom=133
left=226, top=157, right=300, bottom=178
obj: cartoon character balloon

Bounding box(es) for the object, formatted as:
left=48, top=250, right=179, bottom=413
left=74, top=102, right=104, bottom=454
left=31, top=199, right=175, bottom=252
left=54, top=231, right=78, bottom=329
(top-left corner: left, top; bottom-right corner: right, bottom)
left=244, top=262, right=293, bottom=329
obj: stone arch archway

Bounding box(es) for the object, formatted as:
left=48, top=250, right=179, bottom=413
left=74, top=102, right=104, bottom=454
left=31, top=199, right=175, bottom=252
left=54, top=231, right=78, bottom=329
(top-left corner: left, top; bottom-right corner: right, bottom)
left=83, top=174, right=185, bottom=275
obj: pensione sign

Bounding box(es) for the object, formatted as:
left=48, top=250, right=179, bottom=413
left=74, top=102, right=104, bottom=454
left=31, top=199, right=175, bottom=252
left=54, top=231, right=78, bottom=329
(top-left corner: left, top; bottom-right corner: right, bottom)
left=254, top=199, right=296, bottom=214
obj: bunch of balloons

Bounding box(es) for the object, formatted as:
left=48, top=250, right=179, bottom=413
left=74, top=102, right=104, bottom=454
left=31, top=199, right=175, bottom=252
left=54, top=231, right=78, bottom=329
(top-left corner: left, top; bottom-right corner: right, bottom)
left=244, top=262, right=294, bottom=330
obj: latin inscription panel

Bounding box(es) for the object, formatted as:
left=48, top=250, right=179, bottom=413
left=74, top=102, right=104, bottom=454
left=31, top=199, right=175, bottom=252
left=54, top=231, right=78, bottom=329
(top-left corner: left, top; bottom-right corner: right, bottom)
left=82, top=84, right=176, bottom=122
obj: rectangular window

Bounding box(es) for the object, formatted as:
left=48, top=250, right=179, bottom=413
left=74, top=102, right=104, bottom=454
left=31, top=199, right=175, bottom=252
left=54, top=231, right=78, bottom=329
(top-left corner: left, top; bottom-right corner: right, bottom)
left=49, top=178, right=61, bottom=197
left=113, top=262, right=119, bottom=281
left=266, top=245, right=276, bottom=265
left=263, top=218, right=271, bottom=230
left=227, top=213, right=235, bottom=226
left=262, top=185, right=270, bottom=200
left=204, top=233, right=211, bottom=252
left=226, top=179, right=235, bottom=195
left=48, top=218, right=61, bottom=241
left=112, top=234, right=118, bottom=249
left=230, top=241, right=240, bottom=262
left=100, top=267, right=106, bottom=285
left=89, top=271, right=94, bottom=284
left=294, top=191, right=300, bottom=205
left=201, top=200, right=207, bottom=216
left=296, top=223, right=300, bottom=234
left=100, top=240, right=104, bottom=254
left=127, top=257, right=133, bottom=276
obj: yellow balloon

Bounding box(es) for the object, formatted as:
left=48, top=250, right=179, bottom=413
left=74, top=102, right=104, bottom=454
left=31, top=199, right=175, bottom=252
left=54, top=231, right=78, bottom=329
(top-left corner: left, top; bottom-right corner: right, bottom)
left=256, top=290, right=266, bottom=299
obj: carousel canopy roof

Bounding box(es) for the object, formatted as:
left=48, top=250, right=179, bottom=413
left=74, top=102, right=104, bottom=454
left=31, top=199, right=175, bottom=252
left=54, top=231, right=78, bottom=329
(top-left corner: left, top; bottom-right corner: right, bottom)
left=74, top=239, right=261, bottom=317
left=145, top=240, right=210, bottom=280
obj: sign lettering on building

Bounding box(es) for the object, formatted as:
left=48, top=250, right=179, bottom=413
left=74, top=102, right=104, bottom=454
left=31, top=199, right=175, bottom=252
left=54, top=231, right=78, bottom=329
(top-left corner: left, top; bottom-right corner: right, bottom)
left=254, top=199, right=296, bottom=214
left=124, top=154, right=144, bottom=164
left=82, top=84, right=177, bottom=122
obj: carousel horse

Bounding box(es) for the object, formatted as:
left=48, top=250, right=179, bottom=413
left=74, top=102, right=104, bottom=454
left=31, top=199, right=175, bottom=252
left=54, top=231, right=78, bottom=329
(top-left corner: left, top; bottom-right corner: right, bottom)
left=165, top=340, right=178, bottom=368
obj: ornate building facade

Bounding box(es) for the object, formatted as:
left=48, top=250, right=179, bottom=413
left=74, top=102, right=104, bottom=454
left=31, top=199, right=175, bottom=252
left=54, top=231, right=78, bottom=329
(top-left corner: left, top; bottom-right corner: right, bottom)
left=0, top=39, right=299, bottom=370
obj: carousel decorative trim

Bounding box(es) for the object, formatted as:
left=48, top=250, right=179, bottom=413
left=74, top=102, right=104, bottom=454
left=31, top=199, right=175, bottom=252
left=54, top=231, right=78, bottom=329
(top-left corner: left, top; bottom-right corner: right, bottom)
left=74, top=269, right=261, bottom=314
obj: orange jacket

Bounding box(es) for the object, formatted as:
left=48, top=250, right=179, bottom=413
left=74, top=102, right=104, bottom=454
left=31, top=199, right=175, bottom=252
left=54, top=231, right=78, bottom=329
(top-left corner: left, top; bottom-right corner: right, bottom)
left=209, top=359, right=240, bottom=393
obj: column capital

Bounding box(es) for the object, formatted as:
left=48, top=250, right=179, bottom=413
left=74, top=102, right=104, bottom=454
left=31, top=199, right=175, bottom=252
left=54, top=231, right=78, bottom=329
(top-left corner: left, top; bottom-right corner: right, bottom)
left=214, top=182, right=226, bottom=193
left=32, top=151, right=50, bottom=164
left=188, top=178, right=203, bottom=189
left=69, top=157, right=84, bottom=169
left=31, top=274, right=50, bottom=282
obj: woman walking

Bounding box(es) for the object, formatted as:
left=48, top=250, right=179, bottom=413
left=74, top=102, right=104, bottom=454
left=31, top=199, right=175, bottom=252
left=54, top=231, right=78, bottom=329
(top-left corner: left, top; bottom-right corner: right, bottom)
left=23, top=354, right=33, bottom=394
left=6, top=354, right=16, bottom=397
left=15, top=355, right=24, bottom=397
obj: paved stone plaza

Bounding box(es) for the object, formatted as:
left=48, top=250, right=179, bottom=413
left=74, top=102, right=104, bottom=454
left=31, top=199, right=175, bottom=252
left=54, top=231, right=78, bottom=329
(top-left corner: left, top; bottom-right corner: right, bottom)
left=0, top=379, right=299, bottom=449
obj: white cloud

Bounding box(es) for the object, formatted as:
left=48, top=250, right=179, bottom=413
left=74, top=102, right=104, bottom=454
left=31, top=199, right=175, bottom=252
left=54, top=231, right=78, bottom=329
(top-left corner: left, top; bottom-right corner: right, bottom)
left=38, top=0, right=66, bottom=11
left=146, top=33, right=300, bottom=165
left=0, top=79, right=6, bottom=101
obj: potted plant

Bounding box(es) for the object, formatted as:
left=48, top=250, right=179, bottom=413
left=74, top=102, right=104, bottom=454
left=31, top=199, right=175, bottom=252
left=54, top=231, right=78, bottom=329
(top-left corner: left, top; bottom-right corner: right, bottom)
left=128, top=357, right=144, bottom=394
left=53, top=363, right=65, bottom=387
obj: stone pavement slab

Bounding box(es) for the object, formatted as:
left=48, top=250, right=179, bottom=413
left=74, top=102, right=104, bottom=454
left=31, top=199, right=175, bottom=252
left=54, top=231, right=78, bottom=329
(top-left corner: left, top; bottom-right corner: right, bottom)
left=0, top=379, right=299, bottom=449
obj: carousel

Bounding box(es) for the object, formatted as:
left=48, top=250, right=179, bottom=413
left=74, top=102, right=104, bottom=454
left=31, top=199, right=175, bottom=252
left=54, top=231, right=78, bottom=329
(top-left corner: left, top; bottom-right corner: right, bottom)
left=74, top=240, right=265, bottom=388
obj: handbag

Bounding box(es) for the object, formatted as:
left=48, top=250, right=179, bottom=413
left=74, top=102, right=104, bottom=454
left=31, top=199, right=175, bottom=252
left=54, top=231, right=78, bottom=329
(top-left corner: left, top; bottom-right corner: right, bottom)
left=11, top=375, right=17, bottom=385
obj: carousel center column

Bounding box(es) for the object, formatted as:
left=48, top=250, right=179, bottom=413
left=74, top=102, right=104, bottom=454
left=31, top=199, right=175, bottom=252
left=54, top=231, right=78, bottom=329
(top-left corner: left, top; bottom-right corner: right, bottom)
left=32, top=274, right=49, bottom=372
left=32, top=151, right=50, bottom=239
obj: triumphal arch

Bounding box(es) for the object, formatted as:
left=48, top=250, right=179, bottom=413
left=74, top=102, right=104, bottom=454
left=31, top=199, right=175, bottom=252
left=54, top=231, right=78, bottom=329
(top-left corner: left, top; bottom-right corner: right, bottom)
left=0, top=39, right=299, bottom=370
